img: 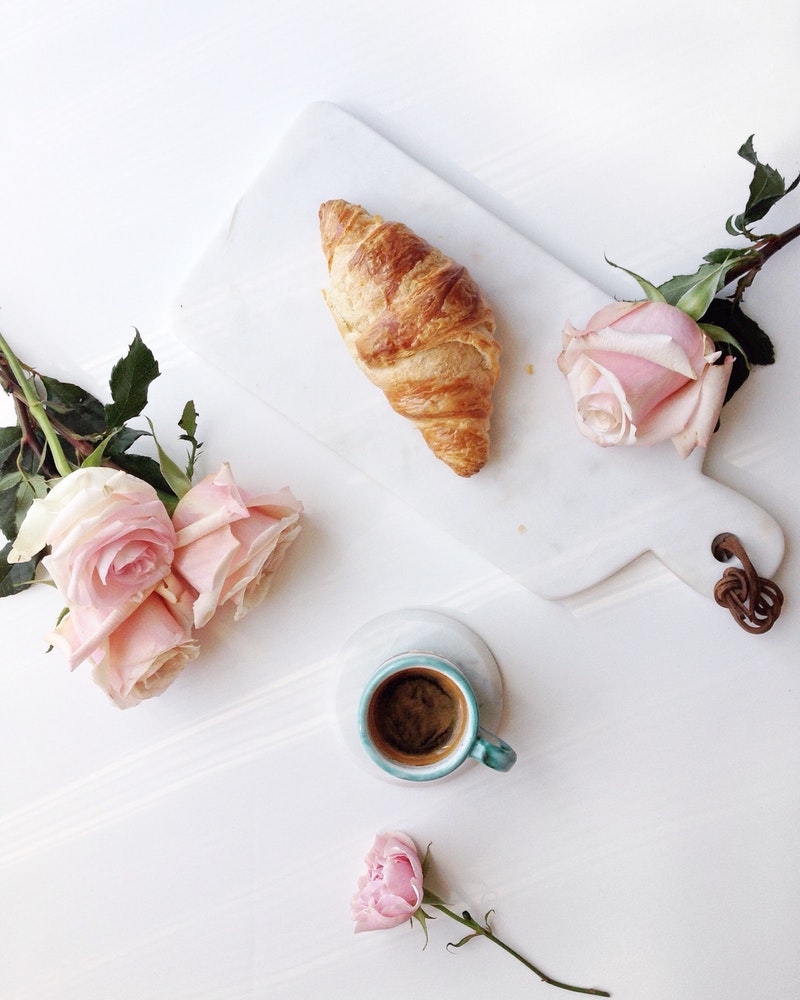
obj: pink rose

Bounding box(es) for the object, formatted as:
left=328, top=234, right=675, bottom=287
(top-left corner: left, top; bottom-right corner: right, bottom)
left=8, top=466, right=175, bottom=608
left=558, top=300, right=733, bottom=457
left=49, top=572, right=200, bottom=709
left=171, top=462, right=302, bottom=628
left=351, top=832, right=424, bottom=932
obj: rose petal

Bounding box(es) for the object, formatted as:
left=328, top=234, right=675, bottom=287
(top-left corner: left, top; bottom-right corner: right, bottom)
left=671, top=358, right=734, bottom=458
left=575, top=328, right=697, bottom=380
left=172, top=527, right=241, bottom=628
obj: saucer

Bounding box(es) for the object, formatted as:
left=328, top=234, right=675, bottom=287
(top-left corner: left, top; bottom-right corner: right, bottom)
left=334, top=607, right=505, bottom=783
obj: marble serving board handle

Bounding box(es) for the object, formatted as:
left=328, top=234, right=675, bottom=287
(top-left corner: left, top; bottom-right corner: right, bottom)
left=169, top=102, right=784, bottom=600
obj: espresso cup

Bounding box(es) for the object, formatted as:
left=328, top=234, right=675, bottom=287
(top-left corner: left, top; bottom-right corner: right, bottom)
left=357, top=652, right=517, bottom=781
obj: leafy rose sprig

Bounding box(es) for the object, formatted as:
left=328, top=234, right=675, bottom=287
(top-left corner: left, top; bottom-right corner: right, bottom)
left=608, top=135, right=799, bottom=403
left=351, top=832, right=610, bottom=997
left=0, top=330, right=201, bottom=597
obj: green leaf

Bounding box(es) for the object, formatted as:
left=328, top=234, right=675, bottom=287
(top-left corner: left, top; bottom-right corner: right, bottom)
left=0, top=472, right=46, bottom=550
left=699, top=322, right=748, bottom=363
left=104, top=330, right=160, bottom=429
left=104, top=425, right=149, bottom=456
left=412, top=908, right=433, bottom=948
left=178, top=400, right=198, bottom=439
left=16, top=473, right=47, bottom=523
left=0, top=479, right=21, bottom=540
left=0, top=426, right=22, bottom=474
left=0, top=540, right=39, bottom=597
left=737, top=134, right=759, bottom=167
left=699, top=297, right=775, bottom=405
left=39, top=376, right=106, bottom=438
left=730, top=135, right=800, bottom=233
left=700, top=297, right=774, bottom=367
left=146, top=417, right=192, bottom=499
left=420, top=844, right=433, bottom=876
left=605, top=257, right=666, bottom=302
left=0, top=470, right=22, bottom=492
left=99, top=427, right=177, bottom=496
left=658, top=254, right=741, bottom=319
left=703, top=247, right=753, bottom=266
left=674, top=264, right=733, bottom=319
left=0, top=425, right=45, bottom=480
left=81, top=433, right=116, bottom=468
left=725, top=215, right=742, bottom=237
left=110, top=451, right=173, bottom=498
left=448, top=932, right=479, bottom=950
left=177, top=400, right=202, bottom=480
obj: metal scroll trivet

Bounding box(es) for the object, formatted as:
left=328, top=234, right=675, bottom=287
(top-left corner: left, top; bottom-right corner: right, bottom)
left=712, top=532, right=784, bottom=634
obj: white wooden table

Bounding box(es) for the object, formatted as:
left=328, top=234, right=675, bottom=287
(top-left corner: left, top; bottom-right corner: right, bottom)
left=1, top=3, right=798, bottom=998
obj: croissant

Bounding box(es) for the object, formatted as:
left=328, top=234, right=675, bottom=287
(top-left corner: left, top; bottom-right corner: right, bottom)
left=319, top=199, right=500, bottom=477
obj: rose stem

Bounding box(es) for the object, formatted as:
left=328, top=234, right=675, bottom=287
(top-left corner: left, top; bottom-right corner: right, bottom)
left=722, top=220, right=800, bottom=301
left=0, top=332, right=73, bottom=477
left=428, top=899, right=610, bottom=997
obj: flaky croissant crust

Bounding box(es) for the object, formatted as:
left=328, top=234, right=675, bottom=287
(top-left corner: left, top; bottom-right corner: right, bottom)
left=319, top=199, right=500, bottom=477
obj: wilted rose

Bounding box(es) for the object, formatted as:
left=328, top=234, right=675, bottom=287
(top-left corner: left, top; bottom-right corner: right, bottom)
left=558, top=300, right=733, bottom=457
left=171, top=462, right=302, bottom=628
left=49, top=572, right=200, bottom=708
left=8, top=466, right=175, bottom=608
left=351, top=831, right=424, bottom=932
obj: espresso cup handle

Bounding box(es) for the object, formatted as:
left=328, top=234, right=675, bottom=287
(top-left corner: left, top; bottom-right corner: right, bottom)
left=470, top=727, right=517, bottom=772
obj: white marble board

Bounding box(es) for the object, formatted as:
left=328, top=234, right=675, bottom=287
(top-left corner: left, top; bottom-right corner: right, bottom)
left=170, top=102, right=784, bottom=600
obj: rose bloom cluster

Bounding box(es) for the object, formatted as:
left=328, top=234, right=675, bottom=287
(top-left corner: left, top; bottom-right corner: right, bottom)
left=9, top=462, right=302, bottom=708
left=558, top=300, right=733, bottom=457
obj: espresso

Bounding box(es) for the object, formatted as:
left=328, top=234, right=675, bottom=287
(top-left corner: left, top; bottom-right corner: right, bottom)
left=368, top=667, right=466, bottom=765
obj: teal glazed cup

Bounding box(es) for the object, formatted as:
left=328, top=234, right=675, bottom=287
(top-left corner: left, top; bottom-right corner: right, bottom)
left=358, top=652, right=517, bottom=781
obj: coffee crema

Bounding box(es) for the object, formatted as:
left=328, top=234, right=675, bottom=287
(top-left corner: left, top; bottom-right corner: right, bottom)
left=367, top=666, right=468, bottom=766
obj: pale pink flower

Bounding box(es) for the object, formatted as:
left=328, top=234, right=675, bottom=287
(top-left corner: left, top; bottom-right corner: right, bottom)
left=351, top=832, right=424, bottom=932
left=558, top=300, right=733, bottom=457
left=49, top=572, right=199, bottom=709
left=171, top=462, right=302, bottom=628
left=8, top=466, right=175, bottom=608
